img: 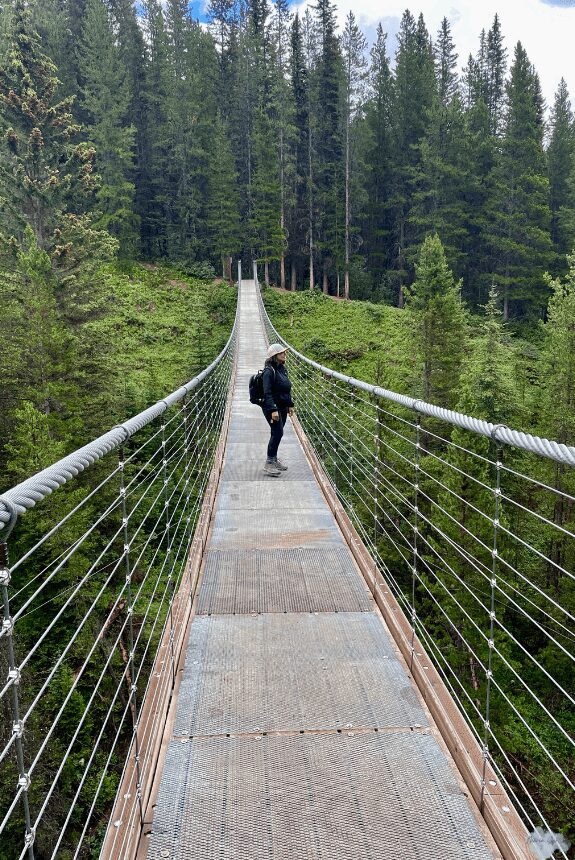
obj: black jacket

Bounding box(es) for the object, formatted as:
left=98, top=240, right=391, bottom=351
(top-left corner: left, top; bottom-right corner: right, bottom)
left=262, top=362, right=294, bottom=413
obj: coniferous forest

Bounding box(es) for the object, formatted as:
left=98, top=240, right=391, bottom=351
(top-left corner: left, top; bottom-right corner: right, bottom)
left=1, top=0, right=575, bottom=856
left=2, top=0, right=575, bottom=464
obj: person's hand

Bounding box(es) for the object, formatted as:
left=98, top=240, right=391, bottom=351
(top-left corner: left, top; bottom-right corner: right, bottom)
left=288, top=408, right=294, bottom=416
left=271, top=411, right=280, bottom=422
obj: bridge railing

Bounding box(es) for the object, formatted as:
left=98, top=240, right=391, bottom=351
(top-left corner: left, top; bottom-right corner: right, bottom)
left=255, top=271, right=574, bottom=859
left=0, top=291, right=238, bottom=859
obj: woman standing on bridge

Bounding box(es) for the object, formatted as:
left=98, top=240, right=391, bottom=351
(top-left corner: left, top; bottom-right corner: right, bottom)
left=262, top=343, right=294, bottom=477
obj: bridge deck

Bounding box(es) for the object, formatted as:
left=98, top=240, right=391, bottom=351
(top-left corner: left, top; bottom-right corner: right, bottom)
left=146, top=281, right=500, bottom=860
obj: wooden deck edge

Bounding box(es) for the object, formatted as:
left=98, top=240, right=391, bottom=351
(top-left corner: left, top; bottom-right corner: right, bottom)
left=99, top=374, right=236, bottom=860
left=291, top=414, right=536, bottom=860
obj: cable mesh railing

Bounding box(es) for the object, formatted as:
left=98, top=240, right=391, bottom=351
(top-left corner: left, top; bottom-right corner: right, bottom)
left=0, top=292, right=238, bottom=859
left=256, top=270, right=574, bottom=859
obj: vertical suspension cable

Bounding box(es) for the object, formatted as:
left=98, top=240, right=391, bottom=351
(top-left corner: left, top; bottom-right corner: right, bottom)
left=482, top=443, right=503, bottom=810
left=0, top=531, right=34, bottom=859
left=161, top=415, right=176, bottom=688
left=119, top=444, right=143, bottom=825
left=410, top=414, right=421, bottom=674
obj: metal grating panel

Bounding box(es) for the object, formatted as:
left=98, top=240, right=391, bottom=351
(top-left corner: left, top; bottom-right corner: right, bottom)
left=196, top=547, right=374, bottom=614
left=221, top=458, right=314, bottom=482
left=216, top=480, right=325, bottom=511
left=173, top=612, right=428, bottom=735
left=209, top=508, right=344, bottom=549
left=147, top=732, right=496, bottom=860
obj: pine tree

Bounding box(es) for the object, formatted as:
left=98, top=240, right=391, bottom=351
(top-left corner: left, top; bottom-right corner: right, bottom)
left=79, top=0, right=138, bottom=255
left=302, top=7, right=318, bottom=288
left=288, top=12, right=311, bottom=290
left=484, top=43, right=553, bottom=319
left=363, top=24, right=394, bottom=291
left=206, top=115, right=241, bottom=278
left=341, top=11, right=367, bottom=300
left=389, top=11, right=436, bottom=305
left=434, top=16, right=458, bottom=109
left=269, top=0, right=293, bottom=289
left=540, top=256, right=575, bottom=446
left=29, top=0, right=79, bottom=103
left=140, top=0, right=171, bottom=257
left=409, top=92, right=471, bottom=278
left=485, top=14, right=507, bottom=136
left=108, top=0, right=148, bottom=252
left=405, top=233, right=467, bottom=408
left=313, top=0, right=342, bottom=293
left=547, top=79, right=575, bottom=262
left=250, top=108, right=286, bottom=282
left=462, top=16, right=506, bottom=136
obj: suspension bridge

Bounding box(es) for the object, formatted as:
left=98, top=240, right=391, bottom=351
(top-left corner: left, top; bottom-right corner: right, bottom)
left=0, top=270, right=573, bottom=860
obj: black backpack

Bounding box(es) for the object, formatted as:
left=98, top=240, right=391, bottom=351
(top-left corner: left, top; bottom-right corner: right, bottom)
left=249, top=366, right=275, bottom=405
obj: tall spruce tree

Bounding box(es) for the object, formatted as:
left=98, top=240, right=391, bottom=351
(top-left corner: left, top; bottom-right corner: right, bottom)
left=341, top=11, right=367, bottom=299
left=206, top=114, right=241, bottom=278
left=313, top=0, right=342, bottom=293
left=409, top=18, right=470, bottom=275
left=548, top=79, right=575, bottom=262
left=288, top=12, right=311, bottom=290
left=435, top=16, right=458, bottom=109
left=363, top=24, right=394, bottom=292
left=302, top=7, right=319, bottom=288
left=79, top=0, right=138, bottom=255
left=485, top=14, right=507, bottom=136
left=405, top=233, right=467, bottom=408
left=250, top=108, right=286, bottom=282
left=389, top=11, right=436, bottom=305
left=108, top=0, right=148, bottom=253
left=484, top=42, right=553, bottom=319
left=140, top=0, right=171, bottom=257
left=269, top=0, right=293, bottom=288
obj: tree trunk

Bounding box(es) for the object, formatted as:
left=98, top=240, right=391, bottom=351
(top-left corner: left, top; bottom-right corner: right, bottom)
left=308, top=107, right=314, bottom=291
left=291, top=264, right=297, bottom=291
left=344, top=90, right=350, bottom=301
left=336, top=271, right=340, bottom=298
left=323, top=269, right=328, bottom=294
left=265, top=260, right=269, bottom=286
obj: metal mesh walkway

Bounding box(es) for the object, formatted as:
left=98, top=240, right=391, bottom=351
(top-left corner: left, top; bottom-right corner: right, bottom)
left=145, top=280, right=500, bottom=860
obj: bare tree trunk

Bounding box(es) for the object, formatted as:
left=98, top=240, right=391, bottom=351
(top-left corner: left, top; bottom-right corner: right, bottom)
left=265, top=260, right=269, bottom=286
left=344, top=90, right=350, bottom=301
left=336, top=271, right=340, bottom=298
left=222, top=255, right=226, bottom=279
left=291, top=264, right=297, bottom=291
left=280, top=125, right=286, bottom=290
left=308, top=128, right=314, bottom=290
left=227, top=255, right=233, bottom=283
left=323, top=269, right=328, bottom=294
left=398, top=222, right=405, bottom=308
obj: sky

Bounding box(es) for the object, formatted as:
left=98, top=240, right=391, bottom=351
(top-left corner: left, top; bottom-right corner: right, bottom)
left=288, top=0, right=575, bottom=112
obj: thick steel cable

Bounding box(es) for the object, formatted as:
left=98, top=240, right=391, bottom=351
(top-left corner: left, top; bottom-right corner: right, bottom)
left=0, top=305, right=238, bottom=530
left=0, top=298, right=237, bottom=857
left=13, top=392, right=230, bottom=857
left=290, top=356, right=575, bottom=624
left=414, top=620, right=570, bottom=860
left=300, top=393, right=575, bottom=707
left=257, top=281, right=575, bottom=838
left=258, top=284, right=575, bottom=466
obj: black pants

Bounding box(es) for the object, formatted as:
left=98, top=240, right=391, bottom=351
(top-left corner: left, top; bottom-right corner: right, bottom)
left=264, top=407, right=288, bottom=459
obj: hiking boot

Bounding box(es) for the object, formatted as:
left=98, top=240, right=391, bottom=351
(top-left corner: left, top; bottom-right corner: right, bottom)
left=263, top=461, right=281, bottom=477
left=274, top=458, right=288, bottom=471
